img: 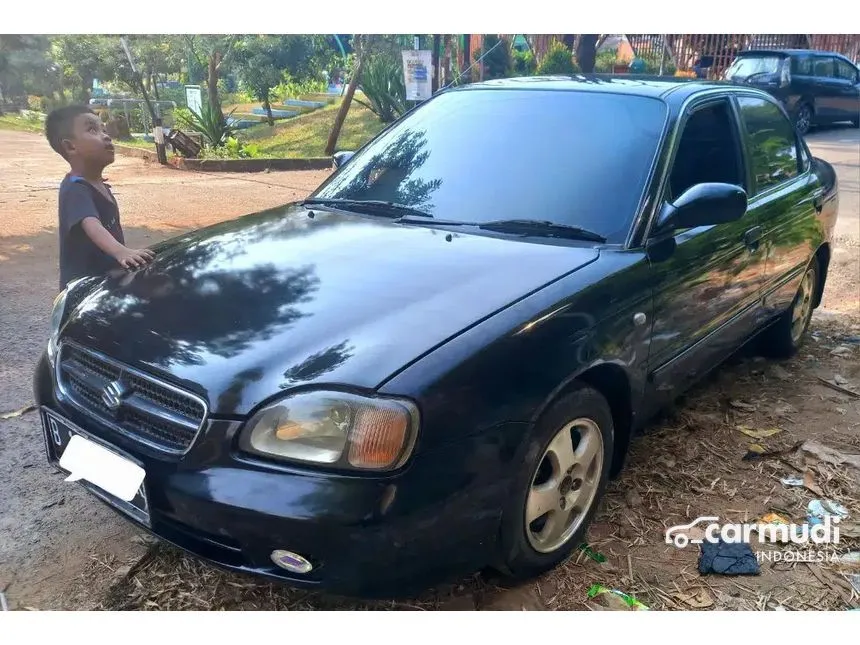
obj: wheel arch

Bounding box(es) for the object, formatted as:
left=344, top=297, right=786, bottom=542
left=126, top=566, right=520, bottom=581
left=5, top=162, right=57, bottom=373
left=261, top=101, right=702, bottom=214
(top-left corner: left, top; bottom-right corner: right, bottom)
left=811, top=242, right=831, bottom=309
left=531, top=361, right=635, bottom=481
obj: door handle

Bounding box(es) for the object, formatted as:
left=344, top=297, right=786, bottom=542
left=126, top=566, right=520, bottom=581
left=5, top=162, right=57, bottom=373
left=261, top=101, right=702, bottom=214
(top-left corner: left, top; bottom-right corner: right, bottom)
left=743, top=226, right=762, bottom=251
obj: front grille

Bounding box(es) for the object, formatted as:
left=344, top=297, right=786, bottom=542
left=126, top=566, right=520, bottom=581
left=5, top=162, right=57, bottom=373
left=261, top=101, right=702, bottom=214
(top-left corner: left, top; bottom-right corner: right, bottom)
left=56, top=342, right=207, bottom=454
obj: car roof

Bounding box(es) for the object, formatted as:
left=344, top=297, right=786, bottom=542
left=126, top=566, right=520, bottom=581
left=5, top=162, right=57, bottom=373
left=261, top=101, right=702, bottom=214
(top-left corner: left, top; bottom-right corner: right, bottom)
left=737, top=48, right=847, bottom=58
left=453, top=74, right=758, bottom=105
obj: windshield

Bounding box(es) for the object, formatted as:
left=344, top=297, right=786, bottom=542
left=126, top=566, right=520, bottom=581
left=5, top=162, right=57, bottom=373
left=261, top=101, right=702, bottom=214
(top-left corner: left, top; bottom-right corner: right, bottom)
left=311, top=88, right=667, bottom=244
left=724, top=55, right=783, bottom=79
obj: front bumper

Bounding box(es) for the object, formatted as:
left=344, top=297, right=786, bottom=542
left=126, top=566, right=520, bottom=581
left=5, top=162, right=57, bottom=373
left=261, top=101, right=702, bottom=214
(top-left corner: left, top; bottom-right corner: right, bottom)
left=33, top=351, right=523, bottom=596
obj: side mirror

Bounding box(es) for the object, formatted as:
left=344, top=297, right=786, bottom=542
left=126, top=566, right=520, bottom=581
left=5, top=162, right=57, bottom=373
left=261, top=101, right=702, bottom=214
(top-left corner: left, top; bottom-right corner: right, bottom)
left=332, top=150, right=355, bottom=169
left=656, top=182, right=748, bottom=232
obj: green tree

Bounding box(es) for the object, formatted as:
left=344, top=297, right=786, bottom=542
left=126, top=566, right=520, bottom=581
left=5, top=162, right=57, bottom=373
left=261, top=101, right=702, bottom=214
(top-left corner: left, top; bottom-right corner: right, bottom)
left=185, top=35, right=239, bottom=112
left=233, top=35, right=316, bottom=126
left=51, top=35, right=117, bottom=102
left=0, top=35, right=52, bottom=108
left=477, top=35, right=511, bottom=80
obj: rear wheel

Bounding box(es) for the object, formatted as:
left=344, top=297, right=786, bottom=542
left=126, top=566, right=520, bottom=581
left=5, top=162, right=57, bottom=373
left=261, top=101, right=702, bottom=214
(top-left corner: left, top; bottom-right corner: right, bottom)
left=496, top=385, right=613, bottom=580
left=759, top=260, right=818, bottom=358
left=795, top=102, right=813, bottom=135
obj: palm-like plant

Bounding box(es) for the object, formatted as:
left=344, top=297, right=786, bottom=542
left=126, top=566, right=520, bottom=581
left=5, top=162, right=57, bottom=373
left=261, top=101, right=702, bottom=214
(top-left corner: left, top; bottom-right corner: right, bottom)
left=355, top=54, right=407, bottom=124
left=176, top=102, right=238, bottom=148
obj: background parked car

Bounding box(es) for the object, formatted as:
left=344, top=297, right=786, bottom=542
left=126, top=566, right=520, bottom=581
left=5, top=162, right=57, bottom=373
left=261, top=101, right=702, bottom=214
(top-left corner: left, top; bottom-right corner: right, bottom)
left=723, top=48, right=860, bottom=134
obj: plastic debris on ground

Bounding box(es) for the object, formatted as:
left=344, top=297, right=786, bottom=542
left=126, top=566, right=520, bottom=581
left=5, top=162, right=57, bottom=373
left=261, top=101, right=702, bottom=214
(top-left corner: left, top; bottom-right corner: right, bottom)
left=586, top=584, right=649, bottom=610
left=807, top=499, right=850, bottom=526
left=846, top=574, right=860, bottom=595
left=781, top=476, right=804, bottom=487
left=698, top=539, right=760, bottom=576
left=578, top=543, right=606, bottom=563
left=838, top=553, right=860, bottom=567
left=736, top=425, right=782, bottom=439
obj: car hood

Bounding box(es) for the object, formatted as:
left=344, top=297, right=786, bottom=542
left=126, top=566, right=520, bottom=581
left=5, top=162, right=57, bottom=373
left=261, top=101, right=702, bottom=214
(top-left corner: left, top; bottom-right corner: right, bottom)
left=60, top=204, right=599, bottom=416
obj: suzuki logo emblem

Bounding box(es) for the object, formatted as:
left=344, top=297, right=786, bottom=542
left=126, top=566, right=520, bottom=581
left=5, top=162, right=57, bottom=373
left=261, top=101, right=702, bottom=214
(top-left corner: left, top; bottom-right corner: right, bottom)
left=101, top=380, right=128, bottom=412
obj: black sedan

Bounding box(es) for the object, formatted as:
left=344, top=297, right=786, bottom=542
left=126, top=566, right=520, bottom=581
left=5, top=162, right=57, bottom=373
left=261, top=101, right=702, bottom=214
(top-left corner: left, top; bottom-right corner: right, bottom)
left=34, top=76, right=839, bottom=596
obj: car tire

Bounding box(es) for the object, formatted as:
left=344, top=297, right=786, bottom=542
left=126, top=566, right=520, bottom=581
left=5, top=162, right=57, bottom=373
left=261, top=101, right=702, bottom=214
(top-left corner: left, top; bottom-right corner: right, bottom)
left=494, top=383, right=614, bottom=581
left=758, top=259, right=819, bottom=359
left=795, top=102, right=813, bottom=136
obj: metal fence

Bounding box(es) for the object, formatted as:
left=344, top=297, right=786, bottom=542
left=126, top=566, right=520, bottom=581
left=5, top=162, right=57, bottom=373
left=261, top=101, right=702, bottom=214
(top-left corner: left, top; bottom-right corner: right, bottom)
left=519, top=34, right=860, bottom=79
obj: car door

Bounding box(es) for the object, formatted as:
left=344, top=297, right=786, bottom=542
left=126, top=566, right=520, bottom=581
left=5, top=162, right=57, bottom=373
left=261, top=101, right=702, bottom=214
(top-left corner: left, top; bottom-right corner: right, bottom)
left=833, top=57, right=860, bottom=122
left=811, top=56, right=840, bottom=122
left=643, top=94, right=766, bottom=409
left=733, top=93, right=822, bottom=322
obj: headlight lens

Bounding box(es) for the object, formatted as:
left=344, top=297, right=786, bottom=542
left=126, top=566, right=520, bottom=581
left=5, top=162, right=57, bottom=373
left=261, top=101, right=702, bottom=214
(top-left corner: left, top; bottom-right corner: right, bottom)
left=47, top=277, right=96, bottom=366
left=47, top=289, right=69, bottom=366
left=238, top=390, right=419, bottom=471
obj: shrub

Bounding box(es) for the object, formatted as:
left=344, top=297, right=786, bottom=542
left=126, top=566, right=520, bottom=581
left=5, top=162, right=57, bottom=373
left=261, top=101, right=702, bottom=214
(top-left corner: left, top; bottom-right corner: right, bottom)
left=536, top=40, right=578, bottom=75
left=199, top=136, right=261, bottom=159
left=175, top=102, right=239, bottom=148
left=356, top=53, right=407, bottom=124
left=512, top=49, right=536, bottom=76
left=594, top=49, right=618, bottom=72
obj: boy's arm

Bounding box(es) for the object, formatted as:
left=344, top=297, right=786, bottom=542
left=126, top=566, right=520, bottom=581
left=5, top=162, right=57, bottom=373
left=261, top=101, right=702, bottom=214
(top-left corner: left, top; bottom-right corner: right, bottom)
left=80, top=217, right=154, bottom=269
left=61, top=182, right=153, bottom=270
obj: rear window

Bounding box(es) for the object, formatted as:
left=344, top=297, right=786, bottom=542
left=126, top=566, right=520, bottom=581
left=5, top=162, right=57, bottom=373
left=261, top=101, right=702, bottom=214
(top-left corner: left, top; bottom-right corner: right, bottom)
left=725, top=55, right=783, bottom=80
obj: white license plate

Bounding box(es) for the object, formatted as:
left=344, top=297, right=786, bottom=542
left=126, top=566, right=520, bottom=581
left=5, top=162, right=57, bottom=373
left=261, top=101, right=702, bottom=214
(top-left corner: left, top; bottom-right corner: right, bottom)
left=59, top=434, right=145, bottom=502
left=43, top=408, right=150, bottom=525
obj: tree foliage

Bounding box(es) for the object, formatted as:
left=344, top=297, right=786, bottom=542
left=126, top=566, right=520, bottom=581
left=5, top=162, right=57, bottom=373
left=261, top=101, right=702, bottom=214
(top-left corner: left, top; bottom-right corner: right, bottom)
left=233, top=35, right=317, bottom=125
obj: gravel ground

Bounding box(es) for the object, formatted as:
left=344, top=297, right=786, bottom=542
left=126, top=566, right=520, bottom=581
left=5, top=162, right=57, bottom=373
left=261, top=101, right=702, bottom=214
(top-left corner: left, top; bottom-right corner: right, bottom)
left=0, top=126, right=857, bottom=611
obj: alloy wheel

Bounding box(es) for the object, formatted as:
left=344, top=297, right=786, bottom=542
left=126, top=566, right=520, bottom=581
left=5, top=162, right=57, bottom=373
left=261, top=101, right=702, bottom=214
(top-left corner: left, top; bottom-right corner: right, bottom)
left=790, top=266, right=815, bottom=344
left=796, top=105, right=811, bottom=134
left=525, top=417, right=604, bottom=553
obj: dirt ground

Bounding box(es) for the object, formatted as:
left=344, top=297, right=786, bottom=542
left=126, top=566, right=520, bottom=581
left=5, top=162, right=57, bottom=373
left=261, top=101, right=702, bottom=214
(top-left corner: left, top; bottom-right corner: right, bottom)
left=0, top=127, right=858, bottom=611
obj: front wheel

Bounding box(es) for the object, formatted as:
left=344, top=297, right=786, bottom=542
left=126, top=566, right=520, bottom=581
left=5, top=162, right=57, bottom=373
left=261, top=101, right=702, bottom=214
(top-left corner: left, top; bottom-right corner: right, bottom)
left=495, top=384, right=613, bottom=581
left=759, top=260, right=818, bottom=358
left=795, top=103, right=813, bottom=136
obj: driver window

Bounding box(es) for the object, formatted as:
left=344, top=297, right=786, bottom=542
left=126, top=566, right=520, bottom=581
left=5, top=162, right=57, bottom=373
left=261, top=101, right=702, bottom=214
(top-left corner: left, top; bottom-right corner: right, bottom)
left=667, top=100, right=744, bottom=202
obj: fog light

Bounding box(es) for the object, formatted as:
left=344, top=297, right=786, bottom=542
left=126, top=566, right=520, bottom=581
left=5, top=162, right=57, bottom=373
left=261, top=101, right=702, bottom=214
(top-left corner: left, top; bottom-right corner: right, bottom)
left=270, top=549, right=313, bottom=574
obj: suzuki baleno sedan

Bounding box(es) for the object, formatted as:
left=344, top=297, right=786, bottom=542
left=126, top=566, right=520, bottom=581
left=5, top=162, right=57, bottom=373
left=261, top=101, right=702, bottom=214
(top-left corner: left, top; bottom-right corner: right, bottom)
left=35, top=76, right=838, bottom=596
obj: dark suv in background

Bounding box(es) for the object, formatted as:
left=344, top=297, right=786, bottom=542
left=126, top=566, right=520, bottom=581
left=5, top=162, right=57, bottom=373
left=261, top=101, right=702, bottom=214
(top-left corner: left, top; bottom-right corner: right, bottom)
left=723, top=48, right=860, bottom=134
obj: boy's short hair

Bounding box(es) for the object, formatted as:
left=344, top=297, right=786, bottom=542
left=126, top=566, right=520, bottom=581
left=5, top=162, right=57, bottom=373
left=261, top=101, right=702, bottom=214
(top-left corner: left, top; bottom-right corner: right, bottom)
left=45, top=104, right=95, bottom=160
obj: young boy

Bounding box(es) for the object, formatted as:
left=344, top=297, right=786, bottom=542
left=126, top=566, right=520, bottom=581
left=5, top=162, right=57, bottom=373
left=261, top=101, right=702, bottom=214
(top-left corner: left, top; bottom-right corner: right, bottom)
left=45, top=104, right=154, bottom=290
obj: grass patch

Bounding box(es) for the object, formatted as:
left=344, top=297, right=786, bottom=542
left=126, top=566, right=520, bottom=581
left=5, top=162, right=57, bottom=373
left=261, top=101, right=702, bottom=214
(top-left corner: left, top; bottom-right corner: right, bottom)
left=0, top=113, right=44, bottom=134
left=115, top=138, right=156, bottom=150
left=238, top=100, right=385, bottom=158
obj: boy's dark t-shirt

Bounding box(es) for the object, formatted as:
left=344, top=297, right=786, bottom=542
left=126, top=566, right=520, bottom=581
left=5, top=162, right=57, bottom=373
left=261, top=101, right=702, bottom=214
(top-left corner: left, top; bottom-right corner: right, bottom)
left=58, top=174, right=124, bottom=289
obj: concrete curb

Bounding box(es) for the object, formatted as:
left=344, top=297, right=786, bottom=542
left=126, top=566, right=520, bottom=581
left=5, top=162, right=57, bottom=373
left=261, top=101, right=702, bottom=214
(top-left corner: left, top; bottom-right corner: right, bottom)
left=169, top=157, right=333, bottom=172
left=114, top=144, right=332, bottom=173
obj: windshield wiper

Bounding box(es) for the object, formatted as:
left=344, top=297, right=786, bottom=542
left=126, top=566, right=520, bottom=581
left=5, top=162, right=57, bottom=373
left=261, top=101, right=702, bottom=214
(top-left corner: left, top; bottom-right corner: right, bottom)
left=301, top=198, right=433, bottom=219
left=476, top=219, right=606, bottom=243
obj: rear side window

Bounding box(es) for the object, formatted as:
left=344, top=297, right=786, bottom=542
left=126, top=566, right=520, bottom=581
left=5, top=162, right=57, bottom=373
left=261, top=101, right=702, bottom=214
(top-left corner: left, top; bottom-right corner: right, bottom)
left=813, top=57, right=835, bottom=78
left=736, top=96, right=799, bottom=193
left=835, top=59, right=859, bottom=81
left=791, top=56, right=813, bottom=75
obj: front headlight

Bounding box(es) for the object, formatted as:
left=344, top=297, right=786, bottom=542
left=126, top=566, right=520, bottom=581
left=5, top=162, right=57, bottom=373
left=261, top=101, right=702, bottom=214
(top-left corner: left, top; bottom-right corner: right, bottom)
left=238, top=390, right=420, bottom=471
left=47, top=289, right=69, bottom=366
left=47, top=277, right=96, bottom=366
